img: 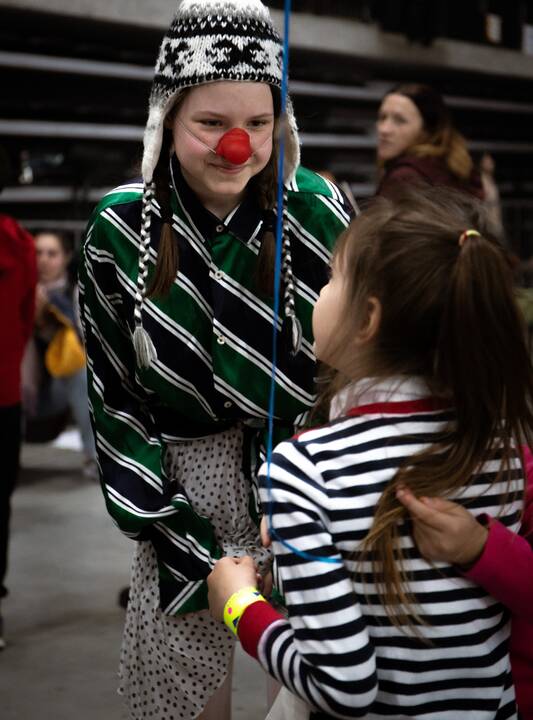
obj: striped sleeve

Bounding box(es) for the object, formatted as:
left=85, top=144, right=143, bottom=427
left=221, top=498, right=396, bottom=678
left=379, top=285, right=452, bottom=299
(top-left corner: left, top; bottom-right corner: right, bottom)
left=79, top=208, right=177, bottom=539
left=256, top=440, right=378, bottom=718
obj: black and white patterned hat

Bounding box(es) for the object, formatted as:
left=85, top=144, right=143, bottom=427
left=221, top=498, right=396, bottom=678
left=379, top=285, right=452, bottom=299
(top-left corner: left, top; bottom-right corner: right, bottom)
left=142, top=0, right=300, bottom=184
left=133, top=0, right=302, bottom=368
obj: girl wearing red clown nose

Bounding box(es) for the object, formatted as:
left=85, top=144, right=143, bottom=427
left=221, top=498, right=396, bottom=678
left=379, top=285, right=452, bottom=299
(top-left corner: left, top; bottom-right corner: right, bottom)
left=79, top=1, right=354, bottom=718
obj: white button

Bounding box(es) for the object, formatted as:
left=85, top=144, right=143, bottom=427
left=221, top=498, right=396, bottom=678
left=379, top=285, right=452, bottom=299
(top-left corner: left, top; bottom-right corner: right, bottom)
left=217, top=336, right=226, bottom=345
left=214, top=270, right=223, bottom=280
left=224, top=401, right=232, bottom=409
left=216, top=224, right=224, bottom=233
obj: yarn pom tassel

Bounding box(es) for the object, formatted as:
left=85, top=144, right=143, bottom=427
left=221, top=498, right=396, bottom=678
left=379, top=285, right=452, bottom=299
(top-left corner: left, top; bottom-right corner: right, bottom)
left=290, top=315, right=302, bottom=356
left=133, top=325, right=158, bottom=368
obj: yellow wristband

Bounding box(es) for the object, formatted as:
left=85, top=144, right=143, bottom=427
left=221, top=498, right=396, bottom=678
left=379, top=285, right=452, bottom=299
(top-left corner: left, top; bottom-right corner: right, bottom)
left=223, top=586, right=266, bottom=636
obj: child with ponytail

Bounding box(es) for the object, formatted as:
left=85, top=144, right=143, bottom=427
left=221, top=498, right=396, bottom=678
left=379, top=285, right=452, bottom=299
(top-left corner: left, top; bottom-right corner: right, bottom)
left=208, top=185, right=533, bottom=719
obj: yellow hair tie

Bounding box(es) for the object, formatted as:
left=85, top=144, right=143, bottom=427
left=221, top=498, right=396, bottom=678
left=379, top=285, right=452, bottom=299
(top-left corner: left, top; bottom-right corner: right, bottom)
left=458, top=229, right=481, bottom=247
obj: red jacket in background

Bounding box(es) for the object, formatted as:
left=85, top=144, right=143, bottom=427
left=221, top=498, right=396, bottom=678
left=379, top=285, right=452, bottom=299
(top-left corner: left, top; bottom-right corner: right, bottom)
left=376, top=154, right=485, bottom=200
left=0, top=214, right=37, bottom=406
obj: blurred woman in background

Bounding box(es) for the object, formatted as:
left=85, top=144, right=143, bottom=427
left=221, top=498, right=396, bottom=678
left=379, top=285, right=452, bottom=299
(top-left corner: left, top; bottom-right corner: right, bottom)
left=375, top=83, right=484, bottom=199
left=22, top=230, right=97, bottom=479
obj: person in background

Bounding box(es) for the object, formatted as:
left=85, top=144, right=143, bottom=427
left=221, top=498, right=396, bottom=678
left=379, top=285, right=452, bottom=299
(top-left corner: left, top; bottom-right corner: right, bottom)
left=375, top=83, right=484, bottom=199
left=480, top=152, right=503, bottom=232
left=22, top=230, right=97, bottom=479
left=0, top=147, right=37, bottom=649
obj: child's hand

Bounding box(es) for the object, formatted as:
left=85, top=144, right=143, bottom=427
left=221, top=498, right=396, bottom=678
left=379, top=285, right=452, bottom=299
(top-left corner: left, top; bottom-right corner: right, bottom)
left=207, top=556, right=258, bottom=622
left=396, top=486, right=489, bottom=568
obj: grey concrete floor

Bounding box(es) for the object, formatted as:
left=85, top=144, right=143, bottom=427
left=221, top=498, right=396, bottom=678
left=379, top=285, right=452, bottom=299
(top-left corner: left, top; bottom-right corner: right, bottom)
left=0, top=440, right=267, bottom=720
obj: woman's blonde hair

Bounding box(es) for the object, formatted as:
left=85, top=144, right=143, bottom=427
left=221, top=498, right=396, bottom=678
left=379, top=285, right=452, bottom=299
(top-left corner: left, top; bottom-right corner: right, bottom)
left=321, top=185, right=533, bottom=630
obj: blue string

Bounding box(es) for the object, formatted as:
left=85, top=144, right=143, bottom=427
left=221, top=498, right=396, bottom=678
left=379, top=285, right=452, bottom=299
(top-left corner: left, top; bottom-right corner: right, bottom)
left=265, top=0, right=341, bottom=566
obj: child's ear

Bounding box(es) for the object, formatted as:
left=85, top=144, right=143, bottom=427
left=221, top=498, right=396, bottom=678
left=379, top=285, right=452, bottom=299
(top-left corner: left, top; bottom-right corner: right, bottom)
left=355, top=296, right=381, bottom=346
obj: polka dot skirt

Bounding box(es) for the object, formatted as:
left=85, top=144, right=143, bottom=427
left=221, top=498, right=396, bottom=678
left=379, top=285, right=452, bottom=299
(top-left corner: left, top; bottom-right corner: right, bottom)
left=118, top=426, right=271, bottom=719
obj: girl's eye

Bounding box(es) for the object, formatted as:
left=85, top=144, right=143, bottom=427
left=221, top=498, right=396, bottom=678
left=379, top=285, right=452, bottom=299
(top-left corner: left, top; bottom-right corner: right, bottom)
left=249, top=119, right=269, bottom=128
left=198, top=119, right=222, bottom=127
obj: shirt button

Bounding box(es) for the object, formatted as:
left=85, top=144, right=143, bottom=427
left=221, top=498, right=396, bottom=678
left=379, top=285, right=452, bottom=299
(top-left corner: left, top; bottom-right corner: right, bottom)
left=224, top=401, right=232, bottom=409
left=217, top=335, right=226, bottom=345
left=214, top=270, right=223, bottom=280
left=216, top=224, right=224, bottom=233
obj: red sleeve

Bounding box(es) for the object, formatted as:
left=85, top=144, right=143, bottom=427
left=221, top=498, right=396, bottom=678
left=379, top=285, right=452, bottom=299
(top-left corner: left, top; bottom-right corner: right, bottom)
left=522, top=446, right=533, bottom=543
left=463, top=446, right=533, bottom=619
left=19, top=226, right=37, bottom=344
left=377, top=166, right=425, bottom=198
left=237, top=600, right=284, bottom=659
left=463, top=464, right=533, bottom=621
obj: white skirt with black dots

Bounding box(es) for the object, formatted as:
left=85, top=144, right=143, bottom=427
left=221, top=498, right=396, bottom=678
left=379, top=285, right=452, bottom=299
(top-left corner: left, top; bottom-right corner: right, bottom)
left=118, top=426, right=271, bottom=720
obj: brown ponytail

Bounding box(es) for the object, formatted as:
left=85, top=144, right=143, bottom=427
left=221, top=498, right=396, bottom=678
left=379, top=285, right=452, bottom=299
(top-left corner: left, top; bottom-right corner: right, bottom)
left=146, top=128, right=179, bottom=298
left=253, top=115, right=280, bottom=297
left=326, top=185, right=533, bottom=629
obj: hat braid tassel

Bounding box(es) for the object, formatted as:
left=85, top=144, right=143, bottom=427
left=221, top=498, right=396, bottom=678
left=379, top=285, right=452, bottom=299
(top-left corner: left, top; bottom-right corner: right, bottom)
left=133, top=182, right=158, bottom=369
left=280, top=188, right=302, bottom=355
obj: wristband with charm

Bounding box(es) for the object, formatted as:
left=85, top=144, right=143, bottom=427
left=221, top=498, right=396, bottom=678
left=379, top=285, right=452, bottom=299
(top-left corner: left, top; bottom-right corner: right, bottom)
left=223, top=586, right=267, bottom=636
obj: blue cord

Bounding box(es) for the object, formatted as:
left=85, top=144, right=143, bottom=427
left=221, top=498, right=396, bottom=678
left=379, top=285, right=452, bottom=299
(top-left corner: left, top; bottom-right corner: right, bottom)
left=265, top=0, right=341, bottom=566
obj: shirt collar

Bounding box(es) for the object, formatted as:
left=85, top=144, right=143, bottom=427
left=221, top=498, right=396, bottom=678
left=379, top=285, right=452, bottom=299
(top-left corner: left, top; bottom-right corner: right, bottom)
left=170, top=155, right=266, bottom=245
left=330, top=376, right=441, bottom=420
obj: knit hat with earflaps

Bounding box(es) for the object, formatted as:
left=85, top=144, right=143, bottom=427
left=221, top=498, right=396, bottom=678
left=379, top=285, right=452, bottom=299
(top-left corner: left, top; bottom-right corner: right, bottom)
left=134, top=0, right=302, bottom=368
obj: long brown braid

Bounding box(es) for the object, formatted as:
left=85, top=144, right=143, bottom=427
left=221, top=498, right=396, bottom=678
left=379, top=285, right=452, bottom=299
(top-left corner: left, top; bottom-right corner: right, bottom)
left=146, top=128, right=179, bottom=298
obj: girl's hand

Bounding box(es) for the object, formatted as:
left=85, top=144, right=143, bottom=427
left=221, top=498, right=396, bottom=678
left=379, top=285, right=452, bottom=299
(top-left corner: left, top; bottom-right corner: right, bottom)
left=207, top=556, right=258, bottom=622
left=396, top=486, right=489, bottom=568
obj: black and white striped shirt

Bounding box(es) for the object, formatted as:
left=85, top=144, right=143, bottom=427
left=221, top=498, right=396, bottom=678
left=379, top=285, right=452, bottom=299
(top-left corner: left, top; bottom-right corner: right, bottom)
left=255, top=377, right=520, bottom=719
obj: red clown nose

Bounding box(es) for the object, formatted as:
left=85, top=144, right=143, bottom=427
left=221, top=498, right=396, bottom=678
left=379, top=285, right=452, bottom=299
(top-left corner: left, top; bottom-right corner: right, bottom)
left=215, top=128, right=253, bottom=165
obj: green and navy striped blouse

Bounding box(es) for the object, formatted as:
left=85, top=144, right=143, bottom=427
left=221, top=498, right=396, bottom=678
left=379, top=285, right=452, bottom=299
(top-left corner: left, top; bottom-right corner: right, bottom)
left=79, top=160, right=352, bottom=614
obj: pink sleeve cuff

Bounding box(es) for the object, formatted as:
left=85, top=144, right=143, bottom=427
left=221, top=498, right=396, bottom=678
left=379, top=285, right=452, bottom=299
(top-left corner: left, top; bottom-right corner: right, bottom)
left=463, top=515, right=501, bottom=584
left=237, top=600, right=284, bottom=659
left=464, top=516, right=533, bottom=618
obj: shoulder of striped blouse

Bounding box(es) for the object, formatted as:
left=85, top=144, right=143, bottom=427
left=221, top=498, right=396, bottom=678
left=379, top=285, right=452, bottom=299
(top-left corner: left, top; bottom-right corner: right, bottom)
left=90, top=178, right=144, bottom=221
left=290, top=413, right=362, bottom=447
left=288, top=166, right=338, bottom=198
left=287, top=166, right=353, bottom=229
left=84, top=179, right=144, bottom=246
